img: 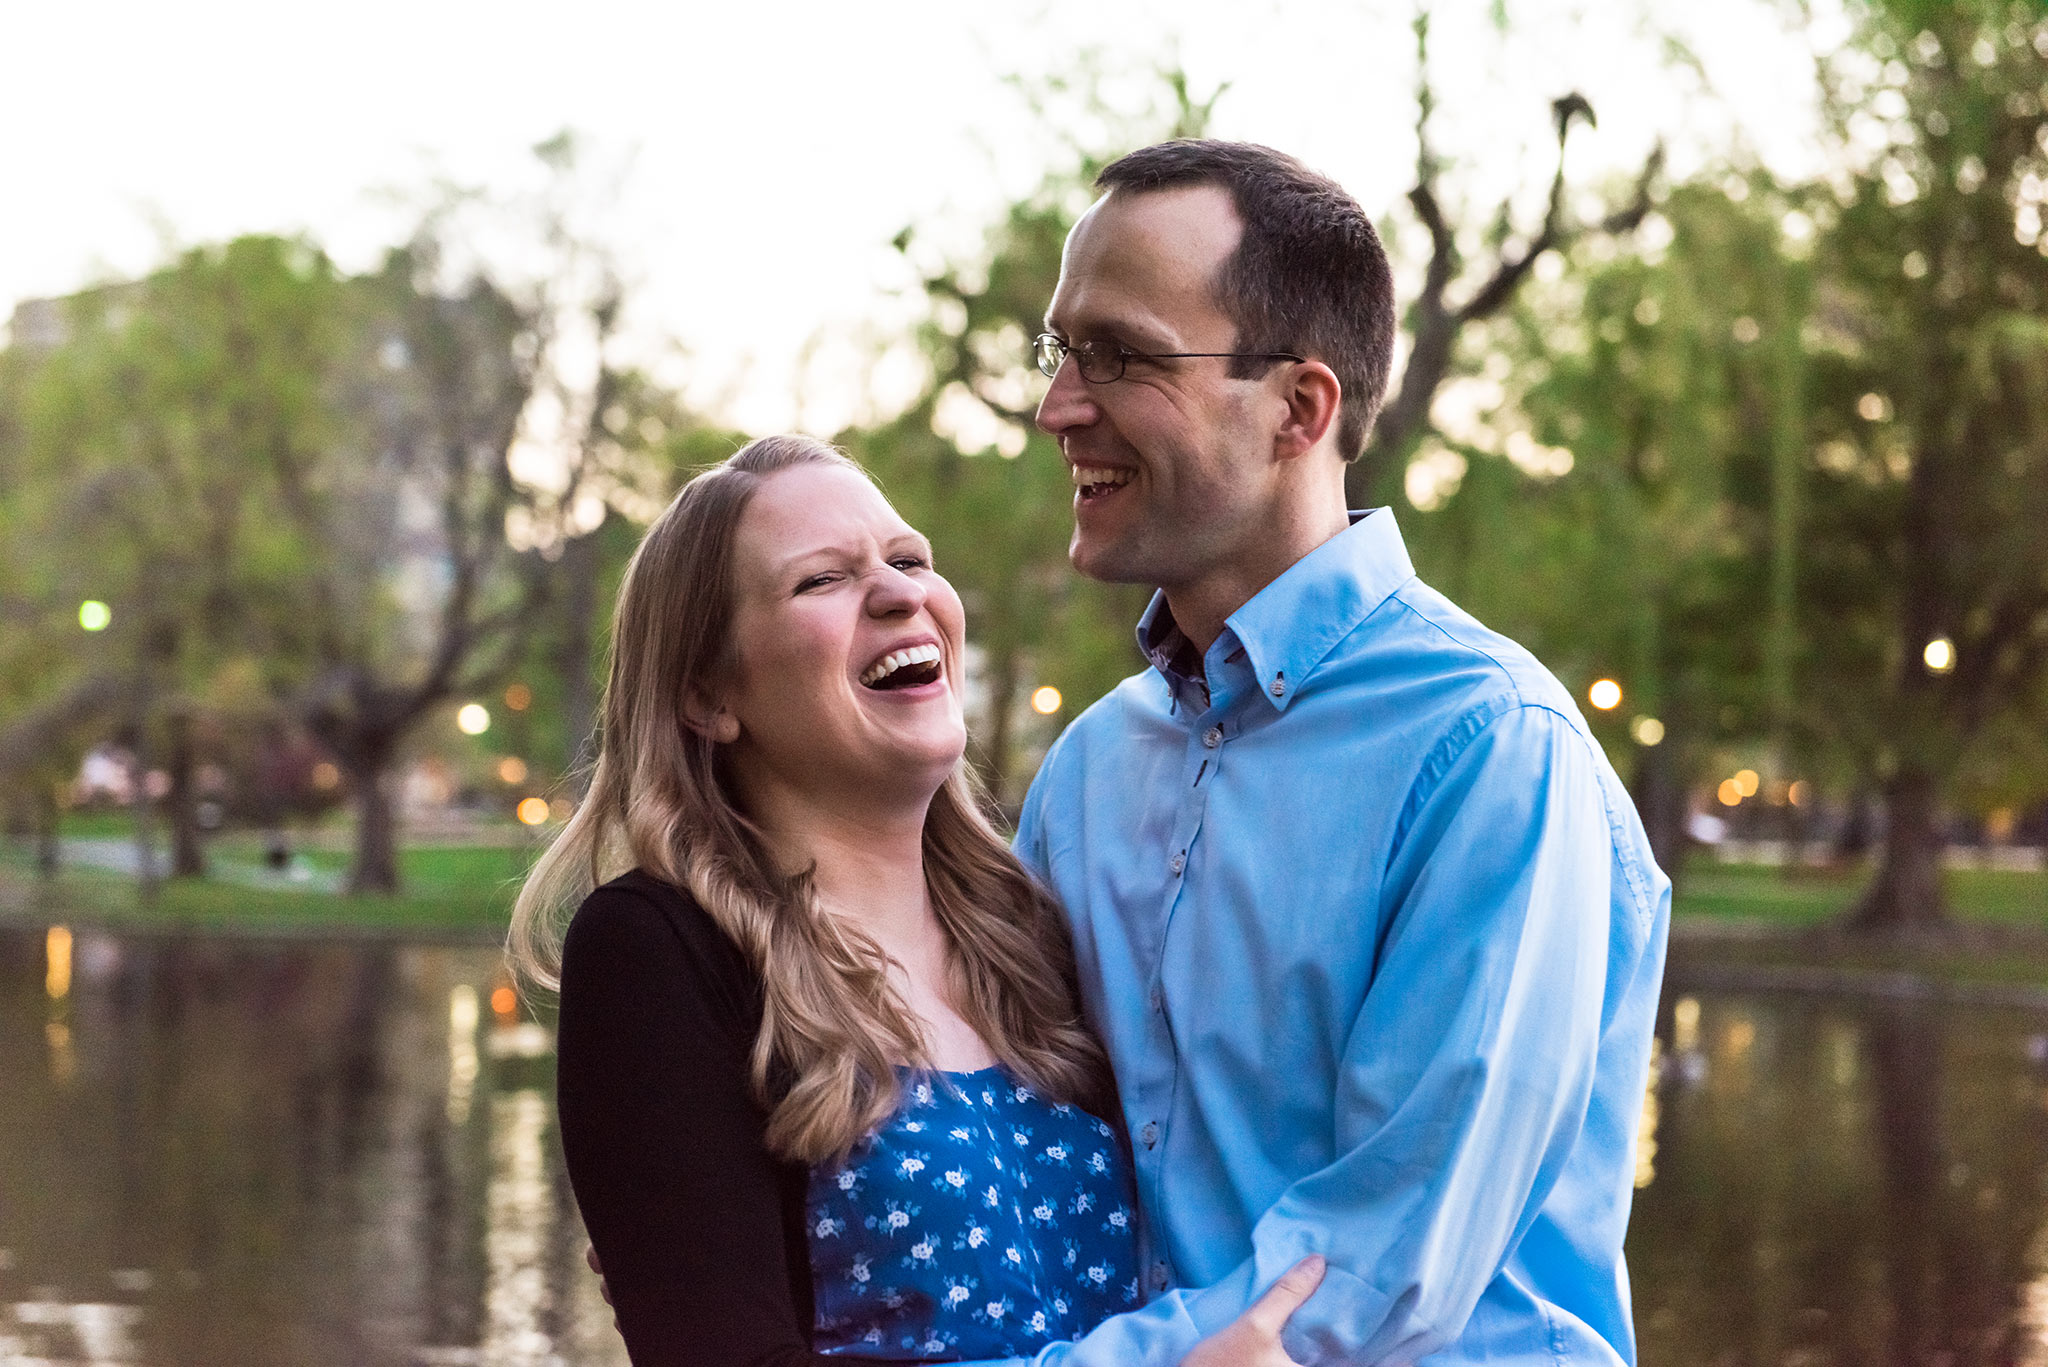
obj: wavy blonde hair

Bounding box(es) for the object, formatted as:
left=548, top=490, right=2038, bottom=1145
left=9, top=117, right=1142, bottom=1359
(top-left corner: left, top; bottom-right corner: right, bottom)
left=508, top=435, right=1112, bottom=1164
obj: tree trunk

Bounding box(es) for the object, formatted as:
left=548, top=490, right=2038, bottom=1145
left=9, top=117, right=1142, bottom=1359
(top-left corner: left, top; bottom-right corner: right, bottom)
left=977, top=645, right=1020, bottom=811
left=35, top=784, right=60, bottom=878
left=166, top=708, right=207, bottom=878
left=557, top=525, right=602, bottom=789
left=342, top=748, right=401, bottom=895
left=1629, top=728, right=1689, bottom=895
left=1847, top=766, right=1950, bottom=933
left=127, top=740, right=160, bottom=908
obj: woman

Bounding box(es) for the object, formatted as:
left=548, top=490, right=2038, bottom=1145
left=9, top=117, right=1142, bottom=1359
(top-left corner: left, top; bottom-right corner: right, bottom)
left=509, top=436, right=1315, bottom=1365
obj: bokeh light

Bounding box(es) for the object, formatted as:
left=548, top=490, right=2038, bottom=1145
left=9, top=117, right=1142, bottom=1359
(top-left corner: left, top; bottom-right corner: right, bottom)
left=1030, top=686, right=1063, bottom=715
left=78, top=600, right=111, bottom=631
left=1630, top=716, right=1665, bottom=746
left=1718, top=779, right=1744, bottom=807
left=1733, top=769, right=1761, bottom=798
left=1588, top=679, right=1623, bottom=711
left=496, top=756, right=529, bottom=785
left=456, top=703, right=491, bottom=735
left=1923, top=637, right=1955, bottom=673
left=504, top=683, right=532, bottom=711
left=516, top=797, right=550, bottom=826
left=46, top=926, right=72, bottom=1000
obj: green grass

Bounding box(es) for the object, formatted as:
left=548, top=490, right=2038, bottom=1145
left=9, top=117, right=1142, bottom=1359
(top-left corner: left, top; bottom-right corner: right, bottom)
left=1673, top=860, right=2048, bottom=927
left=0, top=841, right=536, bottom=938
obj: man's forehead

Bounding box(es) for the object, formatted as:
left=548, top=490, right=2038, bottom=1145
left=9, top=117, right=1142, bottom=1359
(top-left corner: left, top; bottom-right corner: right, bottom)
left=1047, top=185, right=1240, bottom=332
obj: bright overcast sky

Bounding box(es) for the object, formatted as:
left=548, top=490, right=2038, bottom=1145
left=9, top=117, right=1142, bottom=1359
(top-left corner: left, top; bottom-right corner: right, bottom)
left=2, top=0, right=1841, bottom=433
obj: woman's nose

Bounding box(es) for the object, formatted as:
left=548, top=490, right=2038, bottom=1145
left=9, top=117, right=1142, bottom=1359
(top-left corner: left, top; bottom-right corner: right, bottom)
left=866, top=564, right=927, bottom=616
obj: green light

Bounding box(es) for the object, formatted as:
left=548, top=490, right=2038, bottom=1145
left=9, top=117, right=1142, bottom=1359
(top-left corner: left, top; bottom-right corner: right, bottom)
left=78, top=601, right=111, bottom=632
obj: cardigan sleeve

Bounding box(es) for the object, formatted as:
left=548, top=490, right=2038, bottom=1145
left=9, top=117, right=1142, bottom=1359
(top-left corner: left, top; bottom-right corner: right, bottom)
left=555, top=874, right=836, bottom=1367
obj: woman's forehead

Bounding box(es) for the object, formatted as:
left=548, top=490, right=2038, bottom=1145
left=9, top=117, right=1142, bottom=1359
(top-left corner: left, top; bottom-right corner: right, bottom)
left=739, top=464, right=917, bottom=564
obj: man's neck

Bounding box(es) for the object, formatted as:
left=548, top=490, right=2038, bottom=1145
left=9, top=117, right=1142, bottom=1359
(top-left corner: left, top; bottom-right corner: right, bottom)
left=1164, top=497, right=1352, bottom=655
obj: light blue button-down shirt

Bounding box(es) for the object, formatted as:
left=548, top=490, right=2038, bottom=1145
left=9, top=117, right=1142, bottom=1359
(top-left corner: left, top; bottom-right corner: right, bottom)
left=1011, top=509, right=1669, bottom=1366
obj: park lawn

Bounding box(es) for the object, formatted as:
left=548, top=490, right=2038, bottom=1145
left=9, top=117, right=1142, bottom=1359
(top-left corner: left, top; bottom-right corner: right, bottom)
left=1673, top=860, right=2048, bottom=927
left=0, top=841, right=535, bottom=938
left=1670, top=859, right=2048, bottom=987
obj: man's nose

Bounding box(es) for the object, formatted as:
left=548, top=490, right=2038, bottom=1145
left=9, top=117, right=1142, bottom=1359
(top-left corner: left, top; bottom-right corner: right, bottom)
left=1034, top=357, right=1100, bottom=436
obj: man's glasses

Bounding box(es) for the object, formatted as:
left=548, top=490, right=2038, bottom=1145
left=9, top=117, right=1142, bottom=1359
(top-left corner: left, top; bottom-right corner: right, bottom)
left=1033, top=333, right=1304, bottom=385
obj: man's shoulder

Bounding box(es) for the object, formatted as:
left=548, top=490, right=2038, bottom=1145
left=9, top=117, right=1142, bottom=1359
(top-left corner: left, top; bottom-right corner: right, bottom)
left=1351, top=575, right=1583, bottom=727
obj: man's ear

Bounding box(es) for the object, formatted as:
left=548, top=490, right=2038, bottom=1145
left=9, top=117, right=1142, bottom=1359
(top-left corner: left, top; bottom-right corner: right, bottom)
left=1272, top=360, right=1342, bottom=462
left=681, top=692, right=740, bottom=744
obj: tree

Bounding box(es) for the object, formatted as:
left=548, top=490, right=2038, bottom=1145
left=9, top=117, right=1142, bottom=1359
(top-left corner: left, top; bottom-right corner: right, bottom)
left=1797, top=0, right=2048, bottom=931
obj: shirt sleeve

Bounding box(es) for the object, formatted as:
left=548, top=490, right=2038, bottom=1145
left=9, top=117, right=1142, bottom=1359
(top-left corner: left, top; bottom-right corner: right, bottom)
left=1030, top=702, right=1617, bottom=1367
left=556, top=882, right=838, bottom=1367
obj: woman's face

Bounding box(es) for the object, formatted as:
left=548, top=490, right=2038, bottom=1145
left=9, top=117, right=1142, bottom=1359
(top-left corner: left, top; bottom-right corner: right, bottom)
left=716, top=463, right=968, bottom=816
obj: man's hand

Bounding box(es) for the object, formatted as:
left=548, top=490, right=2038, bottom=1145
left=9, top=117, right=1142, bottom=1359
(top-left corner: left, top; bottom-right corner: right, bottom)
left=585, top=1243, right=619, bottom=1332
left=1179, top=1256, right=1325, bottom=1367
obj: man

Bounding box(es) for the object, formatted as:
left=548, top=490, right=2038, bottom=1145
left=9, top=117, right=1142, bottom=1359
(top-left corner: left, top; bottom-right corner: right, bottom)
left=1012, top=140, right=1669, bottom=1365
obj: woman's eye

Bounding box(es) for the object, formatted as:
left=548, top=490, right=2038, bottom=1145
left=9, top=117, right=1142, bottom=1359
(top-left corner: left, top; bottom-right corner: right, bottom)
left=795, top=573, right=838, bottom=593
left=891, top=556, right=930, bottom=572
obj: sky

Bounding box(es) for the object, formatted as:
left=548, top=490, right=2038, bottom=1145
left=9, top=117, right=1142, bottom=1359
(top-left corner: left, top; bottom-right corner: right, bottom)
left=1, top=0, right=1843, bottom=433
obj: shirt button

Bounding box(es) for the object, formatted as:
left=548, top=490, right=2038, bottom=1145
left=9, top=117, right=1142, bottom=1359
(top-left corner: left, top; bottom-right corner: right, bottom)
left=1140, top=1121, right=1159, bottom=1148
left=1202, top=726, right=1222, bottom=749
left=1168, top=851, right=1185, bottom=876
left=1270, top=673, right=1287, bottom=697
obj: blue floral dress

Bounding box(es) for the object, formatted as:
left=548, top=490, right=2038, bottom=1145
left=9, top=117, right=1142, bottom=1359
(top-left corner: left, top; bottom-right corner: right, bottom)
left=808, top=1067, right=1141, bottom=1359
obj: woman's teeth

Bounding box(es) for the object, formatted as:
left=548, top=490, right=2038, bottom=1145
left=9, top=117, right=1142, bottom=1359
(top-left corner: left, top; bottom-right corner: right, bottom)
left=1071, top=465, right=1134, bottom=493
left=860, top=643, right=943, bottom=688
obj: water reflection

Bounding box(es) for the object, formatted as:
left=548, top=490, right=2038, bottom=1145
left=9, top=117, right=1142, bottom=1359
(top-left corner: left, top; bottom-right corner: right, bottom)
left=9, top=919, right=2048, bottom=1364
left=1630, top=986, right=2048, bottom=1366
left=0, top=924, right=624, bottom=1367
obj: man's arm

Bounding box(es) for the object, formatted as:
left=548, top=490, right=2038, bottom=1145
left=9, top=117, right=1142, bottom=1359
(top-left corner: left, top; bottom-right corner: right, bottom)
left=1028, top=702, right=1630, bottom=1366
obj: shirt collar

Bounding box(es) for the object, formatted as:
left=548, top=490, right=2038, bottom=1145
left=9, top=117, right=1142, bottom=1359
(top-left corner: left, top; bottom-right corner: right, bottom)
left=1135, top=508, right=1416, bottom=714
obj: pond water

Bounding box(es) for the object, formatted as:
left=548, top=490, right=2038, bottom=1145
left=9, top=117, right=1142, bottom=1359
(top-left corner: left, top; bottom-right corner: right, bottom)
left=3, top=921, right=2047, bottom=1367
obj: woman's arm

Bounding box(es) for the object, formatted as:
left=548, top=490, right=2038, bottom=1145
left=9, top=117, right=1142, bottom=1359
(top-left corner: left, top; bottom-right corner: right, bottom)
left=556, top=878, right=833, bottom=1367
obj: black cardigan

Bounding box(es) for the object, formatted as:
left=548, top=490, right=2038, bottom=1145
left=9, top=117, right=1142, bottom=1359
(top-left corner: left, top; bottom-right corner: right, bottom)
left=555, top=870, right=839, bottom=1367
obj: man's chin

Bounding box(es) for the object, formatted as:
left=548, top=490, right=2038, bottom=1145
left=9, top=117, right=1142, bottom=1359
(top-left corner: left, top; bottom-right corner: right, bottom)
left=1067, top=534, right=1155, bottom=586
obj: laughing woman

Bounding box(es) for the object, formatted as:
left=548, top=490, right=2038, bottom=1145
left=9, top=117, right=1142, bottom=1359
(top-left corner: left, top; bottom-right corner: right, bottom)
left=507, top=436, right=1141, bottom=1364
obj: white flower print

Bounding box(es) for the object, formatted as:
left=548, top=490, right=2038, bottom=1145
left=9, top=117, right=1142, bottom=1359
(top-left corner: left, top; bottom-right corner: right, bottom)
left=1033, top=1201, right=1055, bottom=1223
left=983, top=1300, right=1009, bottom=1322
left=950, top=1126, right=973, bottom=1142
left=1107, top=1208, right=1130, bottom=1230
left=836, top=1168, right=860, bottom=1191
left=981, top=1089, right=996, bottom=1106
left=1042, top=1142, right=1070, bottom=1163
left=1086, top=1264, right=1110, bottom=1287
left=1124, top=1278, right=1140, bottom=1304
left=945, top=1282, right=972, bottom=1309
left=1004, top=1246, right=1023, bottom=1267
left=984, top=1186, right=1001, bottom=1208
left=943, top=1168, right=969, bottom=1191
left=1027, top=1311, right=1048, bottom=1334
left=1012, top=1128, right=1032, bottom=1146
left=923, top=1337, right=949, bottom=1354
left=814, top=1214, right=844, bottom=1239
left=909, top=1237, right=937, bottom=1265
left=912, top=1082, right=934, bottom=1106
left=1054, top=1295, right=1070, bottom=1316
left=851, top=1255, right=872, bottom=1285
left=898, top=1155, right=926, bottom=1178
left=1013, top=1085, right=1033, bottom=1103
left=885, top=1208, right=910, bottom=1232
left=965, top=1225, right=990, bottom=1249
left=1088, top=1151, right=1110, bottom=1174
left=903, top=1120, right=926, bottom=1133
left=1073, top=1192, right=1095, bottom=1215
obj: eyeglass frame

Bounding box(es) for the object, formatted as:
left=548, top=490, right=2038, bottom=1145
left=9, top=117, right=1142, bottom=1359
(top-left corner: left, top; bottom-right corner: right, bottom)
left=1033, top=333, right=1305, bottom=384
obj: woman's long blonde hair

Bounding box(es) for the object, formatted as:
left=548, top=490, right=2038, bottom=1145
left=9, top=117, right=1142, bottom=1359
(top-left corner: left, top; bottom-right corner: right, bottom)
left=508, top=435, right=1112, bottom=1164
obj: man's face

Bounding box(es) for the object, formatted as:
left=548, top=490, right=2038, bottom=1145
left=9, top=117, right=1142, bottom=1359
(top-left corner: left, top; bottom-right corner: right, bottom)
left=1035, top=185, right=1290, bottom=598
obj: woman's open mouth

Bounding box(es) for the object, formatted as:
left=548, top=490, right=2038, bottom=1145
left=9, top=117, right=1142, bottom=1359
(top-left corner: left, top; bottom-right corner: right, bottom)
left=860, top=643, right=943, bottom=691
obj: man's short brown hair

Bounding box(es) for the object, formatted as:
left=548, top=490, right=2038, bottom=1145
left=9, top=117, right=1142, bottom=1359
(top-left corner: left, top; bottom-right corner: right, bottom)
left=1097, top=140, right=1396, bottom=461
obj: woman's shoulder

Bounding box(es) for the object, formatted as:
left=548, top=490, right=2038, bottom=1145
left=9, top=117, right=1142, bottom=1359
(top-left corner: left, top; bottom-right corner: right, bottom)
left=564, top=869, right=753, bottom=992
